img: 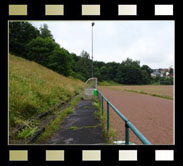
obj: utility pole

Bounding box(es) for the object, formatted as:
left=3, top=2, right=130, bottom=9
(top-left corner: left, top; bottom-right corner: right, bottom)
left=91, top=22, right=95, bottom=78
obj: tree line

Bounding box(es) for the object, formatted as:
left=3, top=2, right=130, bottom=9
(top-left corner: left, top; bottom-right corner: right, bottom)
left=9, top=22, right=172, bottom=85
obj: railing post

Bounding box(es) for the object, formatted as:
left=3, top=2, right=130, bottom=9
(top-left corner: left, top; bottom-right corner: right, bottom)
left=102, top=96, right=103, bottom=115
left=125, top=121, right=129, bottom=144
left=107, top=101, right=109, bottom=132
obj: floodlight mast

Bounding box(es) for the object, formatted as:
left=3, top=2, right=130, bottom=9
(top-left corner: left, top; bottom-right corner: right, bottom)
left=91, top=22, right=95, bottom=78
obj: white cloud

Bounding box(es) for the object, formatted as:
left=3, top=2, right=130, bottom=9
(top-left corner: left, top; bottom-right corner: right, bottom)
left=30, top=21, right=174, bottom=69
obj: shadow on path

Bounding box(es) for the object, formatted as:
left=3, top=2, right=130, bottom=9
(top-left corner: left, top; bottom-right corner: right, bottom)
left=46, top=100, right=107, bottom=144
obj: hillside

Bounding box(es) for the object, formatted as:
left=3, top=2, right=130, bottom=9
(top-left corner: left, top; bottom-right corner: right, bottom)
left=9, top=54, right=84, bottom=142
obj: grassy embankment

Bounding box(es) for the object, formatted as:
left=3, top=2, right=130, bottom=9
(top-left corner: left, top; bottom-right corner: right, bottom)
left=9, top=54, right=84, bottom=143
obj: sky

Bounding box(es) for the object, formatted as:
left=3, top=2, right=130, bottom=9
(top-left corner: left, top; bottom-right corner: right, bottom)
left=30, top=21, right=174, bottom=69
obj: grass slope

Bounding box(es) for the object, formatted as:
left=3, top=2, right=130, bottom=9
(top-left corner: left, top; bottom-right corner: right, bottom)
left=9, top=54, right=83, bottom=140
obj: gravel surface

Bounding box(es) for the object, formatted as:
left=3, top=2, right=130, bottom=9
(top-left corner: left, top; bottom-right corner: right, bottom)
left=99, top=87, right=174, bottom=145
left=103, top=85, right=173, bottom=98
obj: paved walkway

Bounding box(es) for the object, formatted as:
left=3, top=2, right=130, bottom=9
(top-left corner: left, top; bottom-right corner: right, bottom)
left=46, top=100, right=106, bottom=144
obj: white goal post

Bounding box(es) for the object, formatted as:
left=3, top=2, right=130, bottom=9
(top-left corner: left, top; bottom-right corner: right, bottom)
left=83, top=77, right=97, bottom=100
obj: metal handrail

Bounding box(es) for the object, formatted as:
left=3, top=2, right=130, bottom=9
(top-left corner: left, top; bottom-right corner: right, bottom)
left=97, top=91, right=152, bottom=145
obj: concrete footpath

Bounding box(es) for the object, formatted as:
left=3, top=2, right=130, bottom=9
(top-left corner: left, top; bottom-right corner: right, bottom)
left=46, top=100, right=106, bottom=144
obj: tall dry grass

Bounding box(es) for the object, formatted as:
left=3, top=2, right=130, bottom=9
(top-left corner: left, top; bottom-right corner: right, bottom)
left=9, top=54, right=84, bottom=129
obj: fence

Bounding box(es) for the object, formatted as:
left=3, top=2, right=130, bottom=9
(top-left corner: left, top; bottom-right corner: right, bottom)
left=97, top=91, right=152, bottom=145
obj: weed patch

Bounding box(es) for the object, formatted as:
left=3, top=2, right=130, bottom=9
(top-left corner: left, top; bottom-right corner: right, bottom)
left=69, top=126, right=79, bottom=130
left=17, top=126, right=37, bottom=139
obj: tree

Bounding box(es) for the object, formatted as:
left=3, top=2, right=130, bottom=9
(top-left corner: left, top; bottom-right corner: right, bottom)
left=169, top=67, right=173, bottom=74
left=140, top=70, right=151, bottom=84
left=100, top=66, right=108, bottom=80
left=80, top=50, right=90, bottom=59
left=116, top=58, right=142, bottom=84
left=40, top=24, right=54, bottom=41
left=9, top=22, right=40, bottom=57
left=48, top=47, right=72, bottom=76
left=93, top=61, right=106, bottom=71
left=26, top=37, right=56, bottom=66
left=93, top=66, right=102, bottom=81
left=107, top=62, right=120, bottom=81
left=141, top=65, right=152, bottom=77
left=140, top=65, right=152, bottom=84
left=74, top=51, right=92, bottom=80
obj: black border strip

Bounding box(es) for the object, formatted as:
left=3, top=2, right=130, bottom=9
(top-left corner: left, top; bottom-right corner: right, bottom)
left=0, top=0, right=181, bottom=166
